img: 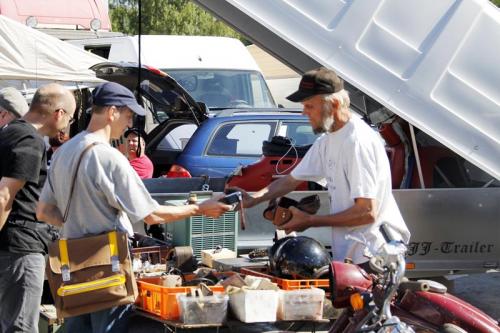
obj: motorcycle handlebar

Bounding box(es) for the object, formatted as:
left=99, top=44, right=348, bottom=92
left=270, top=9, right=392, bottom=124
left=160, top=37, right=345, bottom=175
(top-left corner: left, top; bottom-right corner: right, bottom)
left=369, top=256, right=385, bottom=274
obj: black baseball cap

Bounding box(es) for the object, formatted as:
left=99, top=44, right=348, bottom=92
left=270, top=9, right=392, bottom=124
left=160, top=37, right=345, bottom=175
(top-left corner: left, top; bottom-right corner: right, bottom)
left=287, top=67, right=344, bottom=102
left=124, top=127, right=147, bottom=140
left=92, top=82, right=145, bottom=116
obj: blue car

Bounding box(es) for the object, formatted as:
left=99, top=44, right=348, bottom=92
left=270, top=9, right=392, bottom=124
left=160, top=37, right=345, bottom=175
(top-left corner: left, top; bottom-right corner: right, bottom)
left=91, top=63, right=317, bottom=178
left=146, top=109, right=318, bottom=178
left=170, top=110, right=318, bottom=177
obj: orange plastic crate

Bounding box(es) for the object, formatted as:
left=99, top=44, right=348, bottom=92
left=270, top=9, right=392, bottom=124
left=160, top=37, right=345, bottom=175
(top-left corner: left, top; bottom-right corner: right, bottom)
left=136, top=277, right=224, bottom=320
left=240, top=267, right=329, bottom=290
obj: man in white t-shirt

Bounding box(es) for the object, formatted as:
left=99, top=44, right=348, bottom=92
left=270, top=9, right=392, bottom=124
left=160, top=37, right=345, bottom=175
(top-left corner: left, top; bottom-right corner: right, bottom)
left=240, top=67, right=410, bottom=267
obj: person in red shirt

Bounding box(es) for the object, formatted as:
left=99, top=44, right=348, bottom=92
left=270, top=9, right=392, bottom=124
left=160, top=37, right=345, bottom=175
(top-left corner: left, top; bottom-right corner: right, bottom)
left=125, top=128, right=154, bottom=179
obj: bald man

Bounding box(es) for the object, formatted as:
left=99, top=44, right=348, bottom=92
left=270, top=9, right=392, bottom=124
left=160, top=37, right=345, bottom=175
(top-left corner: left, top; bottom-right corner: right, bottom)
left=0, top=83, right=76, bottom=332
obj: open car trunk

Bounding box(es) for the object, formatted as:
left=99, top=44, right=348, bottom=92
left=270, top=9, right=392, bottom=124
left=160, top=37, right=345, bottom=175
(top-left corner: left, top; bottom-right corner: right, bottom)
left=82, top=63, right=209, bottom=176
left=193, top=0, right=500, bottom=276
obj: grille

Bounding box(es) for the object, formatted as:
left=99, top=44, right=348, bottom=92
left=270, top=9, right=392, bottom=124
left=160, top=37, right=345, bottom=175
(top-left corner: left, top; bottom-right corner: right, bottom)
left=166, top=211, right=238, bottom=260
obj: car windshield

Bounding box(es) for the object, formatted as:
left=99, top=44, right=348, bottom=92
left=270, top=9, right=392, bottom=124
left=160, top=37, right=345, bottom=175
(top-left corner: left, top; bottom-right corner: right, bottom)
left=164, top=69, right=277, bottom=109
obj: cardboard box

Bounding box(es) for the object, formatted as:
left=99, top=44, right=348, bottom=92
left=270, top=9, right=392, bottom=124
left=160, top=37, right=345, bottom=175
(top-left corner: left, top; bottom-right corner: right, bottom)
left=201, top=248, right=237, bottom=268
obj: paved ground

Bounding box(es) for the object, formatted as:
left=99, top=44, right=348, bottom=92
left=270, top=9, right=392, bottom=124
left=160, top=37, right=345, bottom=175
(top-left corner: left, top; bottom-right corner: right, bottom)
left=128, top=272, right=500, bottom=332
left=452, top=271, right=500, bottom=320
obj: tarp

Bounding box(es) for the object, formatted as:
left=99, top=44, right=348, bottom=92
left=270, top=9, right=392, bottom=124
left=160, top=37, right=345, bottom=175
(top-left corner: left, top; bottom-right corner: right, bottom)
left=0, top=15, right=105, bottom=86
left=194, top=0, right=500, bottom=180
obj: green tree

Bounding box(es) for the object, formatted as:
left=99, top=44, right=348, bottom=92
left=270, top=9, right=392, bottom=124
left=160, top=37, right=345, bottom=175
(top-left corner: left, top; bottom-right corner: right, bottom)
left=109, top=0, right=244, bottom=42
left=111, top=0, right=499, bottom=40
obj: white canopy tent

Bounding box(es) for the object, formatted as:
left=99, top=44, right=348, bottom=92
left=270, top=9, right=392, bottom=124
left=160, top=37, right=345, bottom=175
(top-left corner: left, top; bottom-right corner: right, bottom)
left=0, top=15, right=105, bottom=91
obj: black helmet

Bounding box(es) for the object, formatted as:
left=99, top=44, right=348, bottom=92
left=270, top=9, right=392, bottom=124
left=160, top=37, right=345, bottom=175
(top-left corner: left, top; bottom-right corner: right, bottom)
left=268, top=236, right=331, bottom=279
left=269, top=236, right=290, bottom=273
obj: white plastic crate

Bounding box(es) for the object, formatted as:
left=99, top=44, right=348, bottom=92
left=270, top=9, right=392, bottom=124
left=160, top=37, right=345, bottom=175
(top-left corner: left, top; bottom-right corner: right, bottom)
left=229, top=289, right=279, bottom=323
left=278, top=288, right=325, bottom=321
left=177, top=293, right=229, bottom=325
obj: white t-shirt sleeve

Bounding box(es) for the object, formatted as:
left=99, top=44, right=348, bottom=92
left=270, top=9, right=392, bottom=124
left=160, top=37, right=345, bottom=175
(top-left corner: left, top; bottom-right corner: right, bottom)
left=94, top=151, right=159, bottom=223
left=290, top=140, right=327, bottom=186
left=347, top=141, right=378, bottom=200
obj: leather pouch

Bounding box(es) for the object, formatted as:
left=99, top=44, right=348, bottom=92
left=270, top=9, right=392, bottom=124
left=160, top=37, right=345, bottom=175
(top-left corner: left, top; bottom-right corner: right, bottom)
left=297, top=194, right=321, bottom=214
left=263, top=200, right=277, bottom=221
left=263, top=195, right=321, bottom=227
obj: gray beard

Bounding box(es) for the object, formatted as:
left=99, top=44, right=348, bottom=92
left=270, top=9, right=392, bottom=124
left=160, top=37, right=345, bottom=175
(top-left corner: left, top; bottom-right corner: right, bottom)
left=313, top=114, right=335, bottom=134
left=322, top=116, right=335, bottom=133
left=312, top=126, right=325, bottom=134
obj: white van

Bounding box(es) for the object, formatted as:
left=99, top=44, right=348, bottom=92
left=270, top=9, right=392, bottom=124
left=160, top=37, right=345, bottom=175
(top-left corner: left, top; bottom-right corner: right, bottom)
left=246, top=44, right=301, bottom=108
left=67, top=35, right=277, bottom=110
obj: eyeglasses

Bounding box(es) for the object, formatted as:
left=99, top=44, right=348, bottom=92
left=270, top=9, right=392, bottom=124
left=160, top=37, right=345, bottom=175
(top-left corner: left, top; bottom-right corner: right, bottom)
left=56, top=108, right=75, bottom=125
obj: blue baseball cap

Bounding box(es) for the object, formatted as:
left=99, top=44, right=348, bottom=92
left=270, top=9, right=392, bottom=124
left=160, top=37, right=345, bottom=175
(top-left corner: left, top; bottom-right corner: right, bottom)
left=92, top=82, right=145, bottom=116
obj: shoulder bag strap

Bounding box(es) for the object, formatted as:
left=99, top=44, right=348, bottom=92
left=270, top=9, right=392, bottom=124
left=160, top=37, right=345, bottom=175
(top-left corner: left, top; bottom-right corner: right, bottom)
left=62, top=142, right=100, bottom=223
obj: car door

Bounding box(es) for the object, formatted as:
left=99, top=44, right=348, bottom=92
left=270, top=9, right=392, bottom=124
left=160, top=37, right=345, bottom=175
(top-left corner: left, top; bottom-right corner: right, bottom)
left=91, top=63, right=208, bottom=176
left=183, top=120, right=279, bottom=177
left=277, top=120, right=318, bottom=146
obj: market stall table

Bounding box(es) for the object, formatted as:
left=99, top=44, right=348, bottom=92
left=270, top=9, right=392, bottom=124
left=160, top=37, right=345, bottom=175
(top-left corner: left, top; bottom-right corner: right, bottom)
left=134, top=309, right=331, bottom=333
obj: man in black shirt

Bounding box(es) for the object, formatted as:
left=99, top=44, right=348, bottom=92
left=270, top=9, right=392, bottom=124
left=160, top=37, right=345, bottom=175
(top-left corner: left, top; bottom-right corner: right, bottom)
left=0, top=83, right=76, bottom=332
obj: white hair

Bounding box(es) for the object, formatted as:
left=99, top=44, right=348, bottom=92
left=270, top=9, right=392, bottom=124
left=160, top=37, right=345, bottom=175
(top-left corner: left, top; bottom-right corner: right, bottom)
left=322, top=89, right=350, bottom=110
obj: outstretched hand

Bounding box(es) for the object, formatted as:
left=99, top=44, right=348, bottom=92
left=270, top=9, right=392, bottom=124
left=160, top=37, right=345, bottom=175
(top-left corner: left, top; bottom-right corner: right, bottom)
left=225, top=187, right=256, bottom=209
left=198, top=198, right=232, bottom=218
left=278, top=206, right=311, bottom=234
